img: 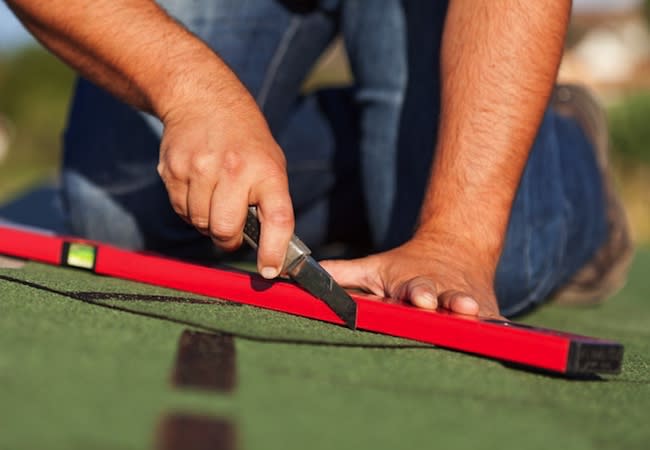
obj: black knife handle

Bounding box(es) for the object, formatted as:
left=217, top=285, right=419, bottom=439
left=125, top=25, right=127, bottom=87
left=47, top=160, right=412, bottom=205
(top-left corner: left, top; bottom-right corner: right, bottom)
left=243, top=206, right=311, bottom=274
left=243, top=207, right=262, bottom=248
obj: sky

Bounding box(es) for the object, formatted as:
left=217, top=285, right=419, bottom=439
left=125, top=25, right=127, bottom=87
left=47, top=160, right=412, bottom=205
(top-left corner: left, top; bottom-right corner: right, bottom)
left=0, top=3, right=33, bottom=51
left=0, top=0, right=645, bottom=52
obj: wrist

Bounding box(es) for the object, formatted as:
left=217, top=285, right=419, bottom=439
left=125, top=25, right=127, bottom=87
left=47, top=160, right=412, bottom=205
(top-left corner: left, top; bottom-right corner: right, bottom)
left=413, top=217, right=505, bottom=273
left=147, top=39, right=245, bottom=123
left=414, top=162, right=515, bottom=270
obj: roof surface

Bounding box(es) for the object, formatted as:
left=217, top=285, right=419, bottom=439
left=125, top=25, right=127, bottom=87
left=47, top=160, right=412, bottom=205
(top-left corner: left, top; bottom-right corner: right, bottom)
left=1, top=250, right=648, bottom=449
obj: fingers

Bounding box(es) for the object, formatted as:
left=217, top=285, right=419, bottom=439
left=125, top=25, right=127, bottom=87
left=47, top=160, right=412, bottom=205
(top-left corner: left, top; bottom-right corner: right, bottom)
left=437, top=290, right=480, bottom=316
left=159, top=124, right=294, bottom=277
left=164, top=178, right=190, bottom=223
left=402, top=277, right=439, bottom=310
left=252, top=176, right=294, bottom=279
left=320, top=257, right=384, bottom=297
left=208, top=179, right=248, bottom=251
left=323, top=260, right=482, bottom=316
left=187, top=176, right=216, bottom=235
left=400, top=279, right=481, bottom=316
left=326, top=254, right=497, bottom=318
left=158, top=138, right=188, bottom=222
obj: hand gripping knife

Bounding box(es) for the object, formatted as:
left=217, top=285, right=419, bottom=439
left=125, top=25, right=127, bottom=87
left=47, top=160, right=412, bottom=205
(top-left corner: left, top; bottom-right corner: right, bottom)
left=243, top=207, right=357, bottom=329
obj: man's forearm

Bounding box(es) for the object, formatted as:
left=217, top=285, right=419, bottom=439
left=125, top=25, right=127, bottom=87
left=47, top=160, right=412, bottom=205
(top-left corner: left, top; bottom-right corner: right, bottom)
left=5, top=0, right=240, bottom=118
left=416, top=0, right=570, bottom=268
left=6, top=0, right=297, bottom=276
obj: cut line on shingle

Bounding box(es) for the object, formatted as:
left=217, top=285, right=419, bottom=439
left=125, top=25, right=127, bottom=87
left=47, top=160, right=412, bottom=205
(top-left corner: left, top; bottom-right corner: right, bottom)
left=69, top=291, right=241, bottom=306
left=0, top=274, right=432, bottom=349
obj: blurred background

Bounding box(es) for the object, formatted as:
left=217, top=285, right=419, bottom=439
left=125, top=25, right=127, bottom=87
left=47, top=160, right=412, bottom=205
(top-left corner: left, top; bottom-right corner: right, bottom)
left=0, top=0, right=648, bottom=245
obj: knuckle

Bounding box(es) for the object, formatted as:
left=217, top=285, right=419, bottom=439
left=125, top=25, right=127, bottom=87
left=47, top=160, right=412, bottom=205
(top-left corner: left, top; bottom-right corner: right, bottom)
left=166, top=156, right=189, bottom=181
left=190, top=216, right=209, bottom=229
left=189, top=152, right=217, bottom=177
left=263, top=207, right=294, bottom=229
left=266, top=166, right=288, bottom=184
left=158, top=162, right=177, bottom=183
left=171, top=203, right=187, bottom=219
left=212, top=235, right=242, bottom=252
left=220, top=150, right=244, bottom=176
left=409, top=276, right=436, bottom=290
left=209, top=219, right=241, bottom=241
left=166, top=192, right=186, bottom=215
left=156, top=162, right=166, bottom=178
left=269, top=145, right=287, bottom=168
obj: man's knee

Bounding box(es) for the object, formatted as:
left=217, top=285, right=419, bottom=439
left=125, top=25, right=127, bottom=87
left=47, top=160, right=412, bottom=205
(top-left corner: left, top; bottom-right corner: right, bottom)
left=61, top=171, right=145, bottom=250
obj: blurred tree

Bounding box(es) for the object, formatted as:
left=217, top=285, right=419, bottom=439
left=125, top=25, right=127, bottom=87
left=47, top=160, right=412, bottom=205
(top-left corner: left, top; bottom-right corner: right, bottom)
left=0, top=46, right=74, bottom=199
left=609, top=92, right=650, bottom=165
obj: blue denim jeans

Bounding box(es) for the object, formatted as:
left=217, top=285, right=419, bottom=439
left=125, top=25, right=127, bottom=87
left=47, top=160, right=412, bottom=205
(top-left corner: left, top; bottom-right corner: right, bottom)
left=61, top=0, right=607, bottom=316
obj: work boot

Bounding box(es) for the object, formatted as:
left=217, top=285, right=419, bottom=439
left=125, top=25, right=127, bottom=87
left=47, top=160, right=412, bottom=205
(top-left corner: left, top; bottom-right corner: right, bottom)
left=550, top=84, right=634, bottom=305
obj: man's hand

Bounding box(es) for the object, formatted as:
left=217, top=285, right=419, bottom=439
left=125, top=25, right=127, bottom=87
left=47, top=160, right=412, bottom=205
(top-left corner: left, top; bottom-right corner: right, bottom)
left=324, top=0, right=570, bottom=316
left=322, top=236, right=502, bottom=319
left=158, top=85, right=294, bottom=279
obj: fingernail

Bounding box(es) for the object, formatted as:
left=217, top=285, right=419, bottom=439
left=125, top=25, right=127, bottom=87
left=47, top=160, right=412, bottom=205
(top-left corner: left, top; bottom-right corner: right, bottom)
left=417, top=292, right=436, bottom=308
left=261, top=267, right=279, bottom=279
left=460, top=296, right=480, bottom=314
left=462, top=296, right=478, bottom=306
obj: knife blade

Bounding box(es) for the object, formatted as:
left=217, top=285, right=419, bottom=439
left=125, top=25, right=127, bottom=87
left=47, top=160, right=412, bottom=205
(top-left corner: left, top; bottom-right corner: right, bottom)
left=242, top=206, right=357, bottom=330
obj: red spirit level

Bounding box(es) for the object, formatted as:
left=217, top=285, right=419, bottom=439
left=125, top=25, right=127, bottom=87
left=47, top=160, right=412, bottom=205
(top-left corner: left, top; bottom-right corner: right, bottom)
left=0, top=223, right=623, bottom=376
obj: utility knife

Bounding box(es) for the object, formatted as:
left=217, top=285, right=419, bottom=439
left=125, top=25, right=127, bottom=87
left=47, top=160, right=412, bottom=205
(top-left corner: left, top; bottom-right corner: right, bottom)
left=243, top=206, right=357, bottom=330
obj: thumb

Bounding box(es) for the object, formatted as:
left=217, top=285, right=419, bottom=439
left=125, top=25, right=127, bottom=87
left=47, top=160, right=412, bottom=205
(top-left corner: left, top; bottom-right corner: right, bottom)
left=319, top=256, right=384, bottom=297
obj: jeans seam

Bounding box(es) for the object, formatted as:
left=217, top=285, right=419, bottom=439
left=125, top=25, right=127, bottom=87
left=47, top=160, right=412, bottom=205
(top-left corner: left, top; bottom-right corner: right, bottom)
left=524, top=224, right=532, bottom=290
left=510, top=213, right=569, bottom=318
left=257, top=15, right=302, bottom=109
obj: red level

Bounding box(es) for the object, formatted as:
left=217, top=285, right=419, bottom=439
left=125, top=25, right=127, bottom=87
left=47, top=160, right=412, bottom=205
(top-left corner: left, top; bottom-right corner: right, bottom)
left=0, top=224, right=623, bottom=376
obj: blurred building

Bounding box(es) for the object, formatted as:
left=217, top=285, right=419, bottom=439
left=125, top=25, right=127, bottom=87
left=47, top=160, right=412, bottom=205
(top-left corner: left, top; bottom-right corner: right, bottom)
left=561, top=0, right=650, bottom=100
